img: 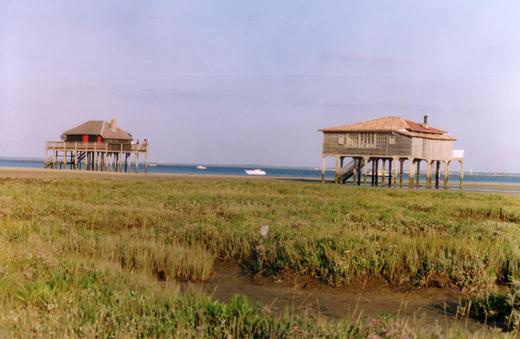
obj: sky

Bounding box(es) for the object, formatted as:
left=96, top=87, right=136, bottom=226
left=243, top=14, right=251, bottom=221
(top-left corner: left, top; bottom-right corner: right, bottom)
left=1, top=1, right=519, bottom=171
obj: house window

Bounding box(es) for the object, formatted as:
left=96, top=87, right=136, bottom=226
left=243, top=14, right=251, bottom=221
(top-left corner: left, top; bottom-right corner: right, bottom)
left=359, top=133, right=376, bottom=148
left=389, top=136, right=396, bottom=145
left=338, top=135, right=345, bottom=145
left=376, top=134, right=387, bottom=148
left=346, top=134, right=358, bottom=148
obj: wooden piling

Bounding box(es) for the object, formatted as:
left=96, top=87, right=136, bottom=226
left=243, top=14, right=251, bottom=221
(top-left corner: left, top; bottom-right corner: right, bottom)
left=388, top=159, right=393, bottom=187
left=435, top=161, right=441, bottom=189
left=321, top=157, right=326, bottom=183
left=363, top=157, right=369, bottom=185
left=415, top=160, right=421, bottom=187
left=443, top=160, right=450, bottom=189
left=408, top=158, right=415, bottom=188
left=399, top=159, right=404, bottom=187
left=381, top=159, right=386, bottom=186
left=459, top=160, right=464, bottom=189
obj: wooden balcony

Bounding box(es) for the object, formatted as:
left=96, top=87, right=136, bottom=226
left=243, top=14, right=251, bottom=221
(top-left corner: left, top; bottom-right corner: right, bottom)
left=45, top=141, right=148, bottom=153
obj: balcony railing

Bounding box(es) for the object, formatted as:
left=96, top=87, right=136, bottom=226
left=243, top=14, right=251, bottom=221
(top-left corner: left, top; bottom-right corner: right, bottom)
left=46, top=141, right=148, bottom=152
left=452, top=149, right=464, bottom=160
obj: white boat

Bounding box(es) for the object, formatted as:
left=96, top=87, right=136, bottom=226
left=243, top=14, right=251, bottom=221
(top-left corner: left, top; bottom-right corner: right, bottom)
left=245, top=169, right=266, bottom=176
left=366, top=171, right=390, bottom=177
left=148, top=163, right=157, bottom=167
left=196, top=165, right=207, bottom=170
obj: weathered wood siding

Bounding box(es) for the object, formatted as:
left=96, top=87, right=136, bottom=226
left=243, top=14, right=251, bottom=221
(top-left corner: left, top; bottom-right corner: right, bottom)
left=323, top=132, right=453, bottom=160
left=322, top=132, right=412, bottom=157
left=65, top=135, right=131, bottom=144
left=411, top=138, right=453, bottom=160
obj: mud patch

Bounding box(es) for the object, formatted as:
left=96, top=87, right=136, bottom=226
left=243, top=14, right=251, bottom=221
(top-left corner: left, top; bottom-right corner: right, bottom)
left=183, top=262, right=493, bottom=332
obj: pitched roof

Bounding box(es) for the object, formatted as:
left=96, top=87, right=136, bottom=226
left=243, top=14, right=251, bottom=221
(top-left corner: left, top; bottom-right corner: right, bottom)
left=320, top=116, right=455, bottom=141
left=61, top=120, right=132, bottom=140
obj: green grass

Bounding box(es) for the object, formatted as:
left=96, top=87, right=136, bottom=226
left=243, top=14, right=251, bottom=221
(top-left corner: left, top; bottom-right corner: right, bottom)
left=7, top=176, right=516, bottom=289
left=1, top=175, right=520, bottom=336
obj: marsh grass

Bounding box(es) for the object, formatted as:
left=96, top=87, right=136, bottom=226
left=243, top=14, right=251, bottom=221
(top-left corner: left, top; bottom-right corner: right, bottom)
left=98, top=231, right=214, bottom=281
left=3, top=177, right=520, bottom=289
left=463, top=282, right=520, bottom=333
left=1, top=176, right=520, bottom=336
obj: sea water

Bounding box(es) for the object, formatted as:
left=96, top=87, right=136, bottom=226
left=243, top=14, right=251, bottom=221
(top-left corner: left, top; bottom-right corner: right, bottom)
left=1, top=158, right=520, bottom=187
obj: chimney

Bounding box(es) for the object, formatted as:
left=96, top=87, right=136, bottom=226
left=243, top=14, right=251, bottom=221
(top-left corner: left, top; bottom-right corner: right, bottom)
left=423, top=115, right=429, bottom=126
left=110, top=118, right=117, bottom=132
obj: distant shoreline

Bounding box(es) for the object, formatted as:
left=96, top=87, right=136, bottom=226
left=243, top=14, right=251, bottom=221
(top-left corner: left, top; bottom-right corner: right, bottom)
left=1, top=157, right=519, bottom=176
left=1, top=167, right=520, bottom=194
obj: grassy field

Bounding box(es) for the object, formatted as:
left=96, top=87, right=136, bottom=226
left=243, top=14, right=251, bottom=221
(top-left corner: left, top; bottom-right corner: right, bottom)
left=1, top=172, right=520, bottom=337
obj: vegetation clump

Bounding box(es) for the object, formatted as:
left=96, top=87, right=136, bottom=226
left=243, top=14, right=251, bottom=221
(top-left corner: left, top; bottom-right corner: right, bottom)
left=464, top=283, right=520, bottom=333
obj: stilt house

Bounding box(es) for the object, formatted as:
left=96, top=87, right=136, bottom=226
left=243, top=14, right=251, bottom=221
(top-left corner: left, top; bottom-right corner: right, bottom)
left=320, top=116, right=464, bottom=188
left=45, top=119, right=149, bottom=173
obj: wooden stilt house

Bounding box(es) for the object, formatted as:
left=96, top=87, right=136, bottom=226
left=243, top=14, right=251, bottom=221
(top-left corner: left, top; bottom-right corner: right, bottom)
left=320, top=116, right=464, bottom=188
left=45, top=119, right=149, bottom=173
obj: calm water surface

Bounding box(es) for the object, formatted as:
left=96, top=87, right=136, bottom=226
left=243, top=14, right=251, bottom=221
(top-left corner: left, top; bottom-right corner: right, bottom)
left=1, top=159, right=519, bottom=193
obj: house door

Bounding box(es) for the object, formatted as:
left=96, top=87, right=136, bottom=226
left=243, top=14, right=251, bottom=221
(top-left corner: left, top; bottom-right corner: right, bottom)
left=82, top=135, right=89, bottom=143
left=97, top=136, right=102, bottom=144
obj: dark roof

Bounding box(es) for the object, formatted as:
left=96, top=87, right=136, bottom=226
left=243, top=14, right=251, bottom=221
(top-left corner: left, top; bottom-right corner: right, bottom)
left=61, top=120, right=132, bottom=140
left=320, top=116, right=455, bottom=141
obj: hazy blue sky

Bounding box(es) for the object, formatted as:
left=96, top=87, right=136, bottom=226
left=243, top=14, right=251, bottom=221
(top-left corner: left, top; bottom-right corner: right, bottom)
left=1, top=1, right=519, bottom=171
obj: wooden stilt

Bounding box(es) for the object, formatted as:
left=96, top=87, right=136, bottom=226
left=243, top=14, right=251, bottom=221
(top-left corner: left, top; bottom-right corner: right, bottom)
left=120, top=145, right=124, bottom=172
left=392, top=157, right=398, bottom=187
left=399, top=159, right=404, bottom=187
left=381, top=159, right=386, bottom=186
left=74, top=143, right=78, bottom=169
left=83, top=144, right=88, bottom=170
left=425, top=161, right=432, bottom=188
left=339, top=156, right=344, bottom=183
left=363, top=157, right=369, bottom=185
left=371, top=159, right=375, bottom=186
left=435, top=161, right=440, bottom=189
left=93, top=144, right=97, bottom=171
left=443, top=160, right=450, bottom=189
left=388, top=159, right=393, bottom=187
left=375, top=159, right=379, bottom=186
left=144, top=149, right=148, bottom=174
left=408, top=158, right=415, bottom=188
left=415, top=160, right=421, bottom=187
left=459, top=160, right=464, bottom=189
left=44, top=146, right=48, bottom=168
left=334, top=156, right=340, bottom=184
left=352, top=158, right=359, bottom=185
left=357, top=158, right=362, bottom=185
left=321, top=157, right=326, bottom=183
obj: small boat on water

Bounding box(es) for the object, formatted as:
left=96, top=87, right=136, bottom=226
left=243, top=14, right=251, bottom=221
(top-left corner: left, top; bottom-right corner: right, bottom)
left=366, top=171, right=391, bottom=177
left=245, top=169, right=266, bottom=176
left=148, top=163, right=157, bottom=167
left=196, top=165, right=207, bottom=170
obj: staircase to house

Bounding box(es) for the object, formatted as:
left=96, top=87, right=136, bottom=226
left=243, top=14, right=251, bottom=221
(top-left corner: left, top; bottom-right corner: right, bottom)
left=341, top=159, right=365, bottom=183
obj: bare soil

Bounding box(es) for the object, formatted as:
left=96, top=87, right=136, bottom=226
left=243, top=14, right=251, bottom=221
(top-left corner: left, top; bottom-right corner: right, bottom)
left=184, top=262, right=493, bottom=332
